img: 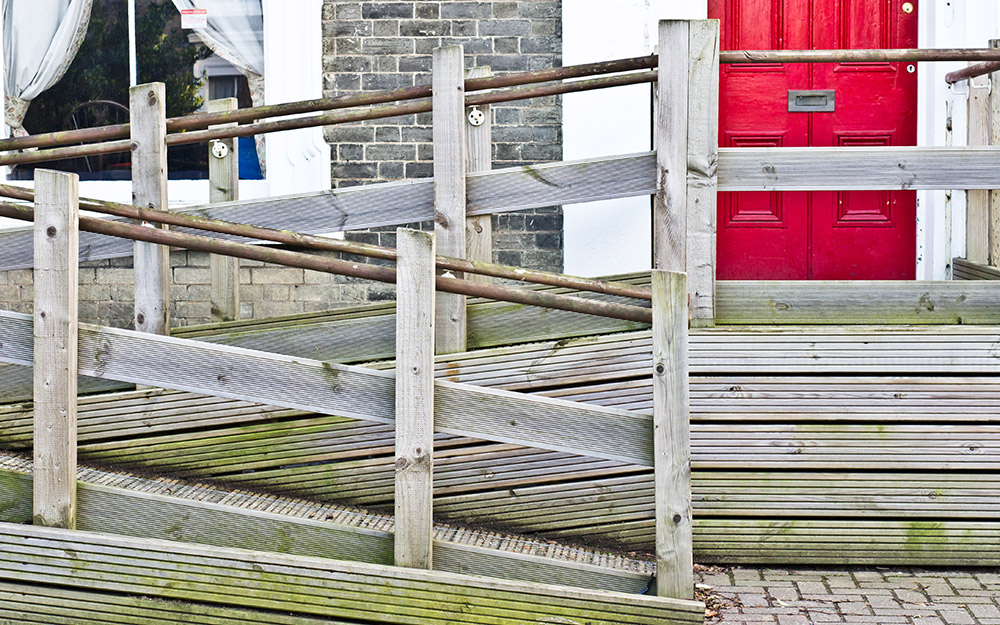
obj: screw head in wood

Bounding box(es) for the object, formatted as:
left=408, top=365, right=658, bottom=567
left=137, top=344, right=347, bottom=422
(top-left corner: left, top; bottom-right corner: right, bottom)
left=46, top=226, right=57, bottom=238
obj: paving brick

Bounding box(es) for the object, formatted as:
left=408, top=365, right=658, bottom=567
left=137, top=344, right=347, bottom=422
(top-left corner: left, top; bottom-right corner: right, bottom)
left=837, top=602, right=873, bottom=615
left=896, top=589, right=932, bottom=603
left=940, top=609, right=978, bottom=625
left=950, top=577, right=986, bottom=590
left=971, top=605, right=1000, bottom=619
left=796, top=581, right=828, bottom=594
left=776, top=616, right=810, bottom=625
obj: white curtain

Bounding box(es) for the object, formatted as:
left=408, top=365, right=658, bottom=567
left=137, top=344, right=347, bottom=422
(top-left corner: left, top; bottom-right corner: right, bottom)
left=2, top=0, right=93, bottom=136
left=171, top=0, right=264, bottom=169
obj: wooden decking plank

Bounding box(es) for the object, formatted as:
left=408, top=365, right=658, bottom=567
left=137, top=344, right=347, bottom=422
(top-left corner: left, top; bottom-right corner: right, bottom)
left=0, top=522, right=702, bottom=623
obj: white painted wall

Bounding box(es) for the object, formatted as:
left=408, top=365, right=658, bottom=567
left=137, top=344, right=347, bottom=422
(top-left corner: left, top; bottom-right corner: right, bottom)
left=563, top=0, right=707, bottom=277
left=261, top=0, right=330, bottom=198
left=917, top=0, right=1000, bottom=279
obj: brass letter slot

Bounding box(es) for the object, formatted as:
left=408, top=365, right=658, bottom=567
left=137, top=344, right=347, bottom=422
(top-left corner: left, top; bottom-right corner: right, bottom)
left=788, top=90, right=835, bottom=112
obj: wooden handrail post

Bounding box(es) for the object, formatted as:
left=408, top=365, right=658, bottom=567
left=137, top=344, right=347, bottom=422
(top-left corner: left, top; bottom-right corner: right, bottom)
left=654, top=21, right=689, bottom=276
left=465, top=65, right=492, bottom=283
left=686, top=20, right=720, bottom=325
left=432, top=45, right=468, bottom=354
left=32, top=169, right=80, bottom=529
left=651, top=269, right=693, bottom=599
left=967, top=66, right=990, bottom=265
left=130, top=82, right=170, bottom=333
left=394, top=227, right=436, bottom=569
left=208, top=97, right=240, bottom=322
left=989, top=39, right=1000, bottom=267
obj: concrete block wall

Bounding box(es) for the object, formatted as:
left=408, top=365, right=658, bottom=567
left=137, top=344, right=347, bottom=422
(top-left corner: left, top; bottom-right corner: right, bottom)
left=323, top=0, right=564, bottom=272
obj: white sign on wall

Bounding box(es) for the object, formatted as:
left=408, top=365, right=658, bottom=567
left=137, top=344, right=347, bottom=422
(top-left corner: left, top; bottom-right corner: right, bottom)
left=181, top=8, right=207, bottom=29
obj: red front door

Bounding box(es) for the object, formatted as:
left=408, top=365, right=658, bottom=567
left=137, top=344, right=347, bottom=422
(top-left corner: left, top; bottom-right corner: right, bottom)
left=710, top=0, right=918, bottom=279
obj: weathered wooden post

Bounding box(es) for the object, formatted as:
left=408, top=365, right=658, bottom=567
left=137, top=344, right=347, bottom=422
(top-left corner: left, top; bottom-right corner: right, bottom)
left=32, top=169, right=80, bottom=529
left=654, top=21, right=689, bottom=277
left=967, top=69, right=990, bottom=265
left=130, top=82, right=170, bottom=333
left=685, top=21, right=720, bottom=325
left=432, top=45, right=468, bottom=353
left=990, top=39, right=1000, bottom=267
left=465, top=66, right=492, bottom=282
left=657, top=19, right=719, bottom=322
left=651, top=269, right=693, bottom=599
left=394, top=227, right=436, bottom=569
left=208, top=97, right=240, bottom=322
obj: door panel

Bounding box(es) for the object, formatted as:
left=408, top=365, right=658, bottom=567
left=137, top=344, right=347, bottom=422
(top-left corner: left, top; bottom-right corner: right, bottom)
left=713, top=0, right=810, bottom=279
left=810, top=0, right=918, bottom=279
left=710, top=0, right=918, bottom=279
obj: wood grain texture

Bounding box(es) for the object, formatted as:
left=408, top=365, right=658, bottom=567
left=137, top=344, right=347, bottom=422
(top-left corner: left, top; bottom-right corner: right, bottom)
left=394, top=229, right=435, bottom=568
left=991, top=40, right=1000, bottom=266
left=686, top=20, right=719, bottom=325
left=5, top=142, right=1000, bottom=272
left=654, top=21, right=689, bottom=272
left=466, top=152, right=657, bottom=217
left=433, top=45, right=468, bottom=354
left=967, top=74, right=991, bottom=264
left=715, top=280, right=1000, bottom=324
left=208, top=98, right=240, bottom=323
left=32, top=169, right=80, bottom=529
left=0, top=522, right=705, bottom=624
left=953, top=258, right=1000, bottom=280
left=0, top=312, right=653, bottom=466
left=652, top=271, right=692, bottom=599
left=465, top=66, right=492, bottom=283
left=0, top=154, right=651, bottom=272
left=717, top=146, right=1000, bottom=191
left=0, top=364, right=126, bottom=403
left=0, top=465, right=655, bottom=594
left=129, top=83, right=170, bottom=334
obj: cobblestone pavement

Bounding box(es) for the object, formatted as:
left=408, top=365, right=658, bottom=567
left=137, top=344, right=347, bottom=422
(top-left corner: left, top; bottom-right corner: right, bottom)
left=697, top=567, right=1000, bottom=624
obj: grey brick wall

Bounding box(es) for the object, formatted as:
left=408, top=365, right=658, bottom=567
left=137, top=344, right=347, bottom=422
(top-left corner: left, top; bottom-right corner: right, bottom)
left=0, top=4, right=567, bottom=330
left=323, top=0, right=564, bottom=272
left=0, top=250, right=405, bottom=330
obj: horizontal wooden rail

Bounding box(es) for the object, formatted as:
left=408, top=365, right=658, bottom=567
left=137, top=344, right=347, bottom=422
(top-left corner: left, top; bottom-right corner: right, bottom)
left=5, top=145, right=998, bottom=272
left=0, top=184, right=650, bottom=301
left=0, top=179, right=434, bottom=271
left=0, top=311, right=653, bottom=467
left=717, top=146, right=1000, bottom=191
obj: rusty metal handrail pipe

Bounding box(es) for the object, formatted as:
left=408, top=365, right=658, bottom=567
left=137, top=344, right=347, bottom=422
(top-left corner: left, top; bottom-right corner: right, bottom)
left=0, top=55, right=658, bottom=154
left=3, top=47, right=1000, bottom=158
left=944, top=61, right=1000, bottom=85
left=0, top=183, right=652, bottom=301
left=0, top=71, right=657, bottom=167
left=0, top=200, right=653, bottom=324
